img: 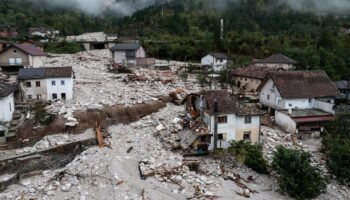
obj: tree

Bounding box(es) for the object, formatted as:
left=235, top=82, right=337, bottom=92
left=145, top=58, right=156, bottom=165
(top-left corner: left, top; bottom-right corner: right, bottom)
left=229, top=141, right=269, bottom=174
left=272, top=146, right=326, bottom=200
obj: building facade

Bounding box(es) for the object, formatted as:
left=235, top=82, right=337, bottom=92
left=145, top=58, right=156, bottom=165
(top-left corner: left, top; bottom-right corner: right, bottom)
left=110, top=43, right=146, bottom=66
left=201, top=53, right=229, bottom=72
left=0, top=82, right=16, bottom=123
left=254, top=53, right=296, bottom=70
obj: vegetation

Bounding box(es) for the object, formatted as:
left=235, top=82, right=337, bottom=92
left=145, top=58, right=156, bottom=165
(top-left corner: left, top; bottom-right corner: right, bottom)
left=32, top=102, right=55, bottom=125
left=272, top=146, right=326, bottom=200
left=1, top=0, right=350, bottom=79
left=229, top=141, right=269, bottom=174
left=323, top=114, right=350, bottom=185
left=45, top=41, right=84, bottom=54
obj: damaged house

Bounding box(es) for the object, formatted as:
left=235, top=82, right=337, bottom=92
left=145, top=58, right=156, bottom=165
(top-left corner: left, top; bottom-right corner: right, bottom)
left=232, top=65, right=284, bottom=93
left=201, top=53, right=229, bottom=72
left=110, top=43, right=147, bottom=67
left=18, top=67, right=73, bottom=102
left=0, top=44, right=48, bottom=72
left=253, top=53, right=296, bottom=71
left=183, top=90, right=263, bottom=151
left=257, top=70, right=338, bottom=134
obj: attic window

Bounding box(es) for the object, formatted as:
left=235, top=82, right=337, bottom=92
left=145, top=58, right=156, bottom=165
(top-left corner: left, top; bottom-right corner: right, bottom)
left=13, top=50, right=17, bottom=53
left=218, top=116, right=227, bottom=124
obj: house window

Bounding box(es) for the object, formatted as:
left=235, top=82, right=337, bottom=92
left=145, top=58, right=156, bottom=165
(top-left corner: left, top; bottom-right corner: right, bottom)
left=126, top=50, right=136, bottom=58
left=218, top=116, right=227, bottom=124
left=267, top=94, right=270, bottom=100
left=0, top=130, right=4, bottom=137
left=13, top=50, right=17, bottom=53
left=26, top=82, right=31, bottom=88
left=28, top=95, right=32, bottom=100
left=37, top=94, right=41, bottom=100
left=61, top=80, right=65, bottom=85
left=52, top=81, right=56, bottom=86
left=9, top=58, right=15, bottom=65
left=243, top=132, right=251, bottom=141
left=36, top=81, right=40, bottom=87
left=309, top=98, right=312, bottom=103
left=218, top=134, right=224, bottom=140
left=245, top=116, right=252, bottom=124
left=52, top=93, right=57, bottom=99
left=15, top=58, right=22, bottom=64
left=61, top=93, right=66, bottom=100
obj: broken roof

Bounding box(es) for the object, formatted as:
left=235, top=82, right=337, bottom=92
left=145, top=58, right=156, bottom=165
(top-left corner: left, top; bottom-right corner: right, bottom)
left=334, top=80, right=350, bottom=90
left=254, top=53, right=296, bottom=64
left=202, top=90, right=263, bottom=116
left=232, top=65, right=284, bottom=80
left=0, top=81, right=16, bottom=97
left=110, top=43, right=141, bottom=51
left=208, top=52, right=229, bottom=59
left=258, top=70, right=339, bottom=98
left=18, top=67, right=73, bottom=80
left=3, top=44, right=48, bottom=56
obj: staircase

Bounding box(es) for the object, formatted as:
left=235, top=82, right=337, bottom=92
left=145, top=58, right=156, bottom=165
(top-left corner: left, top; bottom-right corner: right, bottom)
left=7, top=111, right=22, bottom=137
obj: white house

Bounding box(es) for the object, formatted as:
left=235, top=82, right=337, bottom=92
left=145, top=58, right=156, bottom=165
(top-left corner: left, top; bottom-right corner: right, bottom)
left=257, top=70, right=339, bottom=134
left=0, top=81, right=16, bottom=123
left=110, top=43, right=146, bottom=66
left=254, top=53, right=296, bottom=70
left=18, top=67, right=74, bottom=102
left=201, top=53, right=229, bottom=72
left=185, top=90, right=263, bottom=151
left=29, top=27, right=60, bottom=39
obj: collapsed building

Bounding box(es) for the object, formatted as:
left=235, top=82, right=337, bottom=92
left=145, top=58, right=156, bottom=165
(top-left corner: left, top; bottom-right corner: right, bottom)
left=181, top=90, right=263, bottom=152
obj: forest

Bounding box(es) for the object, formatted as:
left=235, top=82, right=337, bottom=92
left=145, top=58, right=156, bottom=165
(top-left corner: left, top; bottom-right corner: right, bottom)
left=0, top=0, right=350, bottom=80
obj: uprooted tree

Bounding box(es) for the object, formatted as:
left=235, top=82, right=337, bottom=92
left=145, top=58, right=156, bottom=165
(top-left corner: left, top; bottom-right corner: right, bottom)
left=228, top=141, right=269, bottom=174
left=323, top=113, right=350, bottom=185
left=272, top=146, right=326, bottom=200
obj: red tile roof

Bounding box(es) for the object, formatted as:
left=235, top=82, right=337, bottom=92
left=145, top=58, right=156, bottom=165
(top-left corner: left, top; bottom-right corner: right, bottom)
left=254, top=53, right=296, bottom=64
left=11, top=44, right=48, bottom=56
left=232, top=65, right=284, bottom=80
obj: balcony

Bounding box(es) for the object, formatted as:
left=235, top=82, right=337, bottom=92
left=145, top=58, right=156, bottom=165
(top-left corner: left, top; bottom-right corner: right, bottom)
left=0, top=62, right=30, bottom=72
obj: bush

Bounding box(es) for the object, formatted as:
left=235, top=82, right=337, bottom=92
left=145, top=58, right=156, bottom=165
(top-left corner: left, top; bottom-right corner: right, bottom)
left=32, top=102, right=55, bottom=125
left=45, top=41, right=85, bottom=54
left=228, top=141, right=269, bottom=174
left=272, top=146, right=326, bottom=200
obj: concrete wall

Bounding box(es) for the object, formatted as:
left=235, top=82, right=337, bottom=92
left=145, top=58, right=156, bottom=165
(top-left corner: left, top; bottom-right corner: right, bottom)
left=255, top=63, right=294, bottom=70
left=314, top=99, right=335, bottom=114
left=20, top=79, right=48, bottom=101
left=201, top=54, right=227, bottom=72
left=207, top=113, right=261, bottom=150
left=0, top=46, right=29, bottom=66
left=283, top=98, right=313, bottom=110
left=46, top=77, right=74, bottom=101
left=233, top=76, right=262, bottom=92
left=29, top=56, right=46, bottom=68
left=260, top=78, right=282, bottom=109
left=275, top=111, right=297, bottom=133
left=0, top=93, right=14, bottom=122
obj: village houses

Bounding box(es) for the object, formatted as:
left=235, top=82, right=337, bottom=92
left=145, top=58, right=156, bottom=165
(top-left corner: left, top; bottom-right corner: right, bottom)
left=67, top=32, right=118, bottom=51
left=257, top=70, right=338, bottom=134
left=184, top=90, right=263, bottom=151
left=28, top=27, right=60, bottom=41
left=232, top=65, right=284, bottom=93
left=110, top=43, right=147, bottom=66
left=201, top=53, right=229, bottom=72
left=0, top=44, right=48, bottom=72
left=18, top=67, right=74, bottom=102
left=254, top=53, right=296, bottom=70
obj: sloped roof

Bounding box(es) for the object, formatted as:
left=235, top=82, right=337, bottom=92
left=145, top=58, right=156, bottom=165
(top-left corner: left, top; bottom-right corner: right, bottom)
left=0, top=81, right=16, bottom=97
left=255, top=53, right=296, bottom=64
left=334, top=80, right=350, bottom=90
left=203, top=90, right=263, bottom=116
left=258, top=71, right=338, bottom=98
left=110, top=43, right=141, bottom=51
left=232, top=65, right=284, bottom=80
left=18, top=67, right=72, bottom=80
left=208, top=52, right=229, bottom=59
left=5, top=44, right=48, bottom=56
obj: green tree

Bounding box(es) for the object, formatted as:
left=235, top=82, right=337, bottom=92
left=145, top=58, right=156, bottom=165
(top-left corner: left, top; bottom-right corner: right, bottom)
left=272, top=146, right=326, bottom=200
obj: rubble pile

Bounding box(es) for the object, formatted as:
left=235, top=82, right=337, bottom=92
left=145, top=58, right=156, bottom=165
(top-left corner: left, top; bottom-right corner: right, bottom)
left=45, top=50, right=200, bottom=113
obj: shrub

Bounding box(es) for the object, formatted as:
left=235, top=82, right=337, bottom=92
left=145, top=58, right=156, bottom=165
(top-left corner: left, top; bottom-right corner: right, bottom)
left=272, top=146, right=326, bottom=200
left=32, top=102, right=55, bottom=125
left=45, top=41, right=84, bottom=54
left=229, top=141, right=269, bottom=174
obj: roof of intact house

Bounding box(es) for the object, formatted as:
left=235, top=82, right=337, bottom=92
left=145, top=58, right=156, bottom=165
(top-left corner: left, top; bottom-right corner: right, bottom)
left=208, top=52, right=229, bottom=59
left=110, top=43, right=141, bottom=51
left=232, top=65, right=284, bottom=80
left=258, top=70, right=339, bottom=98
left=18, top=67, right=73, bottom=80
left=334, top=80, right=350, bottom=90
left=4, top=44, right=48, bottom=56
left=203, top=90, right=263, bottom=116
left=0, top=81, right=16, bottom=97
left=254, top=53, right=296, bottom=64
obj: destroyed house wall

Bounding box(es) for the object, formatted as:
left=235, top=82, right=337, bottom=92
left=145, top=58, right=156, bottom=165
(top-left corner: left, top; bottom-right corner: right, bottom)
left=20, top=79, right=47, bottom=101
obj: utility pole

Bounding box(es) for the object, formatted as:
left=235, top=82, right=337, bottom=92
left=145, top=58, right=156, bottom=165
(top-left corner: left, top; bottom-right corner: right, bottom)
left=213, top=99, right=218, bottom=151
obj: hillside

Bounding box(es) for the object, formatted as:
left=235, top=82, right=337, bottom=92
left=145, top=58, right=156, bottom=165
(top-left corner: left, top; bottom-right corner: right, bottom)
left=0, top=0, right=350, bottom=79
